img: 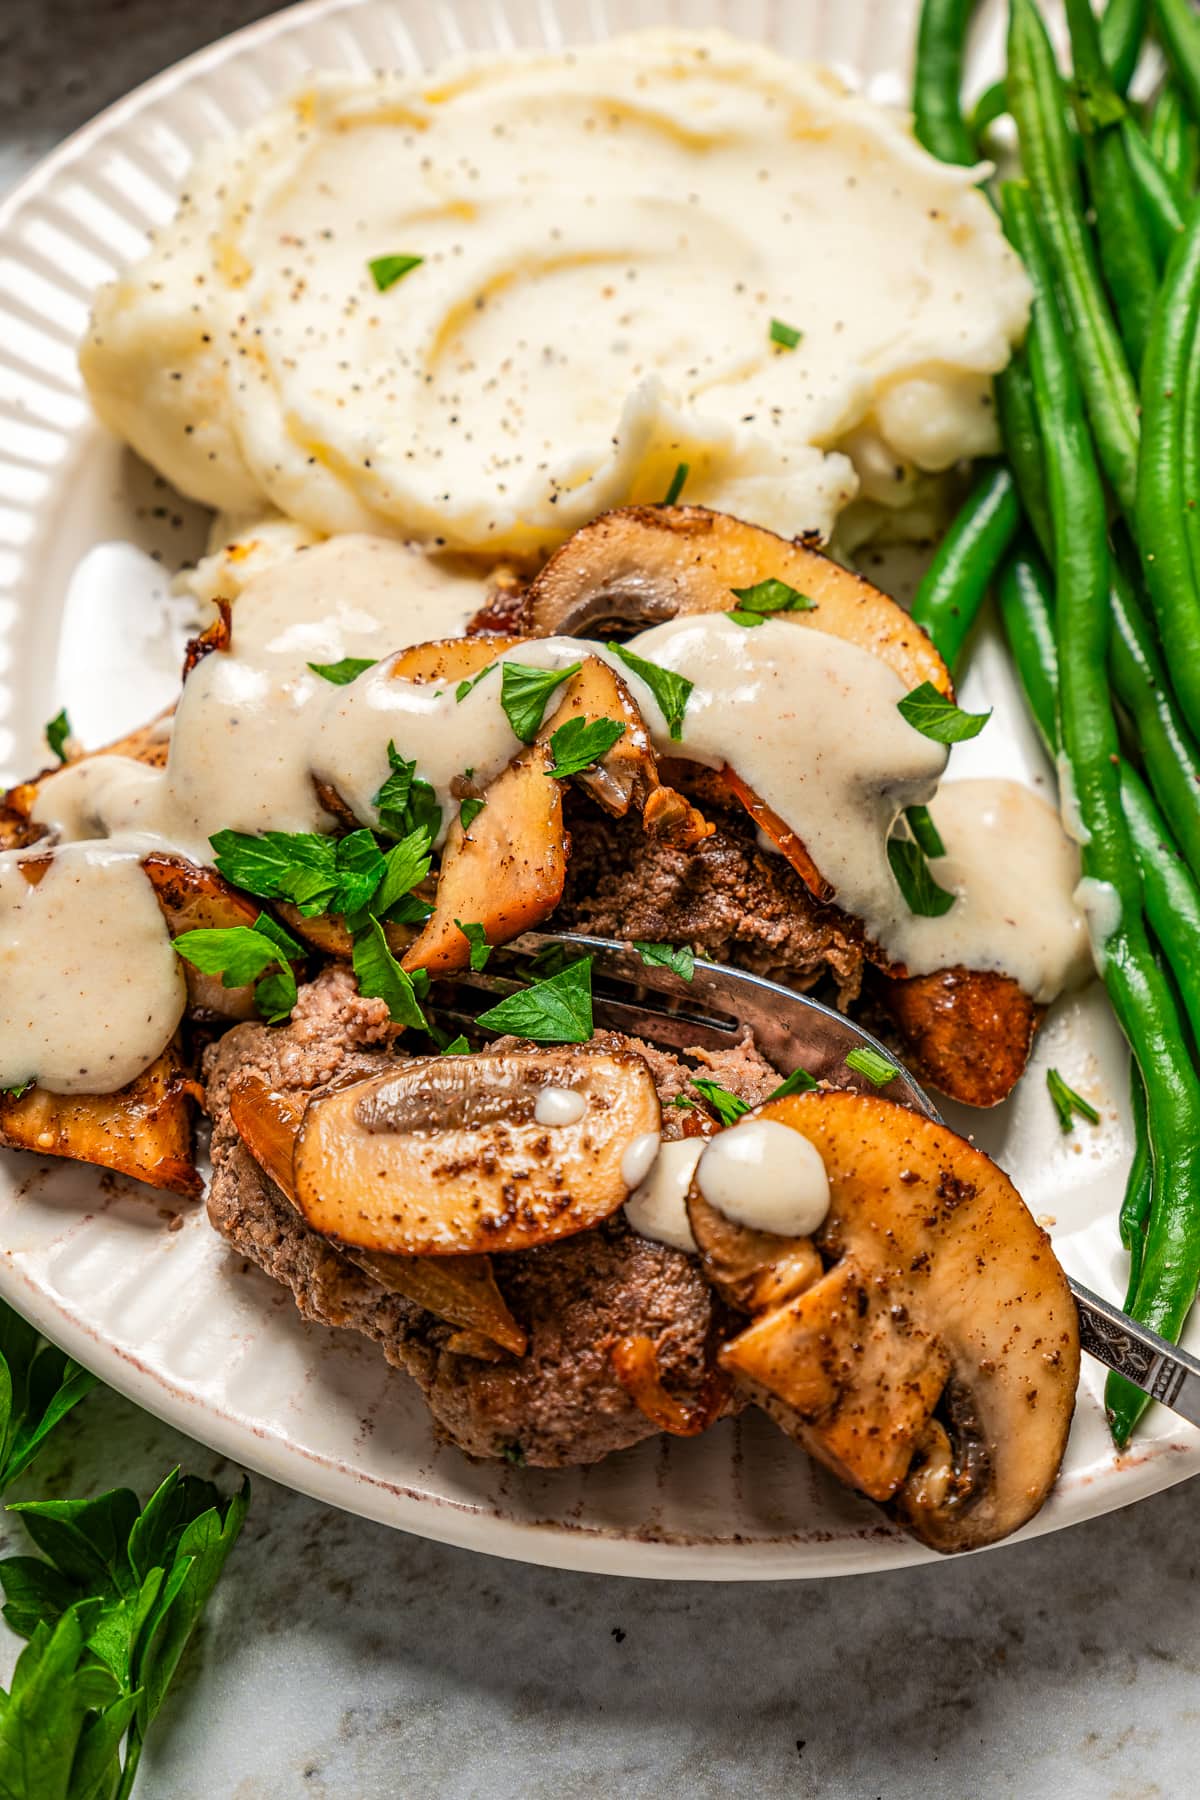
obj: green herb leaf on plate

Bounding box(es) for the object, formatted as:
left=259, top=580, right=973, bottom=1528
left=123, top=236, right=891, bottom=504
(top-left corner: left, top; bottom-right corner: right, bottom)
left=44, top=709, right=72, bottom=765
left=897, top=681, right=991, bottom=743
left=500, top=662, right=581, bottom=743
left=475, top=957, right=594, bottom=1044
left=887, top=837, right=956, bottom=918
left=606, top=642, right=693, bottom=742
left=1047, top=1067, right=1101, bottom=1133
left=459, top=796, right=486, bottom=831
left=765, top=1068, right=818, bottom=1101
left=368, top=254, right=423, bottom=291
left=172, top=915, right=302, bottom=989
left=455, top=663, right=497, bottom=703
left=690, top=1079, right=751, bottom=1126
left=845, top=1045, right=900, bottom=1087
left=306, top=657, right=375, bottom=686
left=727, top=577, right=815, bottom=628
left=373, top=742, right=442, bottom=843
left=441, top=1035, right=471, bottom=1056
left=351, top=917, right=427, bottom=1030
left=633, top=941, right=695, bottom=982
left=455, top=919, right=492, bottom=971
left=547, top=715, right=626, bottom=778
left=769, top=317, right=803, bottom=349
left=904, top=804, right=946, bottom=859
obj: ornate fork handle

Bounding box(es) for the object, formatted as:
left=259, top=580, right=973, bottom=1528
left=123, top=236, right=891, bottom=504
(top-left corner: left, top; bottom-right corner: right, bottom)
left=1072, top=1278, right=1200, bottom=1426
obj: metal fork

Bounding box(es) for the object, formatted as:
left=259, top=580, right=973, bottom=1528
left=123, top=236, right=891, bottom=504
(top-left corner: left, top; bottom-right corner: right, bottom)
left=428, top=928, right=1200, bottom=1431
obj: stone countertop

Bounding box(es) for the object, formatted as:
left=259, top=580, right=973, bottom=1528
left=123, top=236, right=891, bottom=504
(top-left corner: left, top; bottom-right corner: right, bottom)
left=2, top=5, right=1199, bottom=1796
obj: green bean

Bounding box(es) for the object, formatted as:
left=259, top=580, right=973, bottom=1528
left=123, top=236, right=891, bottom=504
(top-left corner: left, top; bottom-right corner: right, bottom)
left=1121, top=119, right=1186, bottom=267
left=1099, top=0, right=1149, bottom=95
left=1004, top=180, right=1200, bottom=1448
left=995, top=359, right=1054, bottom=556
left=913, top=0, right=979, bottom=166
left=1148, top=82, right=1197, bottom=202
left=909, top=464, right=1018, bottom=670
left=996, top=545, right=1059, bottom=750
left=1153, top=0, right=1200, bottom=129
left=1065, top=0, right=1160, bottom=372
left=1135, top=197, right=1200, bottom=741
left=1118, top=1058, right=1152, bottom=1285
left=1009, top=0, right=1141, bottom=516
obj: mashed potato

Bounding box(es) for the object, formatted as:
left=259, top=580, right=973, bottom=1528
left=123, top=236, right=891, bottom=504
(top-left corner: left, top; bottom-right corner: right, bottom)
left=81, top=30, right=1029, bottom=558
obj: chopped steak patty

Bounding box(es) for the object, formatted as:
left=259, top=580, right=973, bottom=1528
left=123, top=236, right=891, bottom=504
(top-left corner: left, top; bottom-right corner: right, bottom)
left=203, top=967, right=780, bottom=1466
left=557, top=792, right=865, bottom=1005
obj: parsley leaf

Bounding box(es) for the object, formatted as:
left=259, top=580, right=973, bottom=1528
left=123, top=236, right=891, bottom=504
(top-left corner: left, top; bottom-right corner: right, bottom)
left=441, top=1035, right=471, bottom=1056
left=897, top=681, right=991, bottom=743
left=373, top=741, right=442, bottom=842
left=455, top=663, right=497, bottom=703
left=607, top=642, right=693, bottom=742
left=904, top=803, right=946, bottom=859
left=769, top=317, right=803, bottom=349
left=766, top=1068, right=818, bottom=1100
left=527, top=941, right=573, bottom=979
left=373, top=829, right=433, bottom=918
left=547, top=715, right=626, bottom=778
left=0, top=1466, right=249, bottom=1796
left=475, top=957, right=594, bottom=1044
left=455, top=919, right=492, bottom=971
left=307, top=657, right=375, bottom=685
left=887, top=837, right=956, bottom=918
left=368, top=253, right=423, bottom=291
left=459, top=796, right=486, bottom=831
left=210, top=829, right=338, bottom=916
left=255, top=967, right=299, bottom=1024
left=172, top=914, right=302, bottom=989
left=1, top=1080, right=34, bottom=1101
left=0, top=1302, right=95, bottom=1496
left=845, top=1045, right=900, bottom=1087
left=671, top=1094, right=697, bottom=1110
left=44, top=709, right=72, bottom=764
left=500, top=661, right=581, bottom=743
left=333, top=830, right=387, bottom=916
left=633, top=940, right=695, bottom=982
left=1047, top=1067, right=1101, bottom=1133
left=662, top=462, right=689, bottom=505
left=351, top=917, right=427, bottom=1029
left=727, top=578, right=815, bottom=629
left=690, top=1078, right=750, bottom=1126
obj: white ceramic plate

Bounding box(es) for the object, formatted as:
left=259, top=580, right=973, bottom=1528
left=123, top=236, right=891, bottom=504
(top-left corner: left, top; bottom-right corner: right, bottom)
left=0, top=0, right=1192, bottom=1579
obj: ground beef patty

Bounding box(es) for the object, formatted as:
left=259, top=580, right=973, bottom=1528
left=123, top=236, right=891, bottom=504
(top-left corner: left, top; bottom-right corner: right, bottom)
left=203, top=967, right=780, bottom=1467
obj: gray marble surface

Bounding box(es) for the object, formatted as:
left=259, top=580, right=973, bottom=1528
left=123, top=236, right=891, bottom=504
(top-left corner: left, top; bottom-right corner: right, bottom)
left=2, top=5, right=1199, bottom=1796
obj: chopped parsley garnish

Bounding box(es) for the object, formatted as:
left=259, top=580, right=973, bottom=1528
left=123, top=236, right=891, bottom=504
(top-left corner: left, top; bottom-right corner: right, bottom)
left=904, top=804, right=946, bottom=859
left=44, top=708, right=71, bottom=764
left=352, top=917, right=427, bottom=1030
left=501, top=1442, right=527, bottom=1467
left=332, top=829, right=387, bottom=916
left=373, top=741, right=442, bottom=842
left=607, top=642, right=693, bottom=742
left=307, top=657, right=375, bottom=685
left=769, top=317, right=803, bottom=349
left=456, top=662, right=497, bottom=703
left=897, top=681, right=991, bottom=744
left=845, top=1046, right=900, bottom=1087
left=633, top=941, right=695, bottom=982
left=887, top=836, right=956, bottom=918
left=211, top=822, right=431, bottom=926
left=727, top=577, right=816, bottom=628
left=373, top=830, right=433, bottom=918
left=671, top=1094, right=697, bottom=1110
left=1047, top=1067, right=1101, bottom=1133
left=173, top=912, right=303, bottom=1022
left=766, top=1068, right=818, bottom=1100
left=548, top=715, right=626, bottom=778
left=455, top=919, right=492, bottom=971
left=441, top=1035, right=471, bottom=1056
left=368, top=253, right=424, bottom=291
left=690, top=1078, right=750, bottom=1126
left=475, top=956, right=594, bottom=1044
left=662, top=462, right=689, bottom=506
left=527, top=941, right=573, bottom=979
left=459, top=796, right=486, bottom=831
left=500, top=661, right=581, bottom=742
left=0, top=1079, right=34, bottom=1100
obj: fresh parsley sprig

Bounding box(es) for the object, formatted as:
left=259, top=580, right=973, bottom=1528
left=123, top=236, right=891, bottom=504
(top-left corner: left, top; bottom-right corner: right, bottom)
left=766, top=1068, right=818, bottom=1100
left=547, top=716, right=626, bottom=778
left=44, top=710, right=72, bottom=765
left=690, top=1078, right=750, bottom=1126
left=368, top=253, right=423, bottom=291
left=0, top=1467, right=249, bottom=1799
left=0, top=1305, right=95, bottom=1499
left=373, top=742, right=442, bottom=842
left=172, top=913, right=303, bottom=1024
left=887, top=836, right=956, bottom=918
left=727, top=578, right=815, bottom=628
left=606, top=643, right=693, bottom=742
left=455, top=921, right=492, bottom=971
left=475, top=957, right=594, bottom=1044
left=500, top=662, right=581, bottom=743
left=307, top=657, right=375, bottom=685
left=633, top=941, right=695, bottom=982
left=897, top=681, right=991, bottom=744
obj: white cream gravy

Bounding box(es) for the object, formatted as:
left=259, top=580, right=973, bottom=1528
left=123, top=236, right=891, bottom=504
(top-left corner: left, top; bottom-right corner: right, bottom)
left=4, top=539, right=1089, bottom=1095
left=697, top=1117, right=830, bottom=1238
left=624, top=1137, right=704, bottom=1254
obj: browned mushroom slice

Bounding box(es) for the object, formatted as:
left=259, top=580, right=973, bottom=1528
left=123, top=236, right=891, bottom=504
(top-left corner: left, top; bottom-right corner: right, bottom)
left=402, top=739, right=566, bottom=976
left=292, top=1047, right=661, bottom=1255
left=543, top=657, right=710, bottom=846
left=711, top=1090, right=1079, bottom=1553
left=686, top=1186, right=823, bottom=1315
left=271, top=900, right=419, bottom=965
left=523, top=505, right=952, bottom=697
left=873, top=967, right=1043, bottom=1109
left=1, top=710, right=174, bottom=852
left=0, top=1045, right=201, bottom=1197
left=388, top=635, right=525, bottom=685
left=227, top=1073, right=527, bottom=1356
left=142, top=854, right=263, bottom=1020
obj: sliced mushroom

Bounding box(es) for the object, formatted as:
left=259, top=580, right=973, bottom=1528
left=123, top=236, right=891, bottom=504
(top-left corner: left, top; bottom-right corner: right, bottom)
left=292, top=1047, right=661, bottom=1255
left=523, top=505, right=951, bottom=697
left=686, top=1186, right=823, bottom=1315
left=873, top=967, right=1043, bottom=1110
left=388, top=634, right=525, bottom=684
left=271, top=901, right=419, bottom=964
left=0, top=1044, right=201, bottom=1197
left=142, top=854, right=263, bottom=1019
left=402, top=739, right=566, bottom=976
left=227, top=1073, right=526, bottom=1356
left=709, top=1089, right=1078, bottom=1553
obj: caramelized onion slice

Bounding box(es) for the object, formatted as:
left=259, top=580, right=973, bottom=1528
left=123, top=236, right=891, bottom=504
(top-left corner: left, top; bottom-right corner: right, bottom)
left=292, top=1048, right=661, bottom=1255
left=227, top=1073, right=527, bottom=1355
left=718, top=766, right=833, bottom=905
left=610, top=1334, right=731, bottom=1437
left=715, top=1090, right=1079, bottom=1554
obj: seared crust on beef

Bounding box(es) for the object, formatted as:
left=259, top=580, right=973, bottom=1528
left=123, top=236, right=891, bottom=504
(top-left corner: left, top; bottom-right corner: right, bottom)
left=203, top=968, right=778, bottom=1466
left=557, top=795, right=864, bottom=1004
